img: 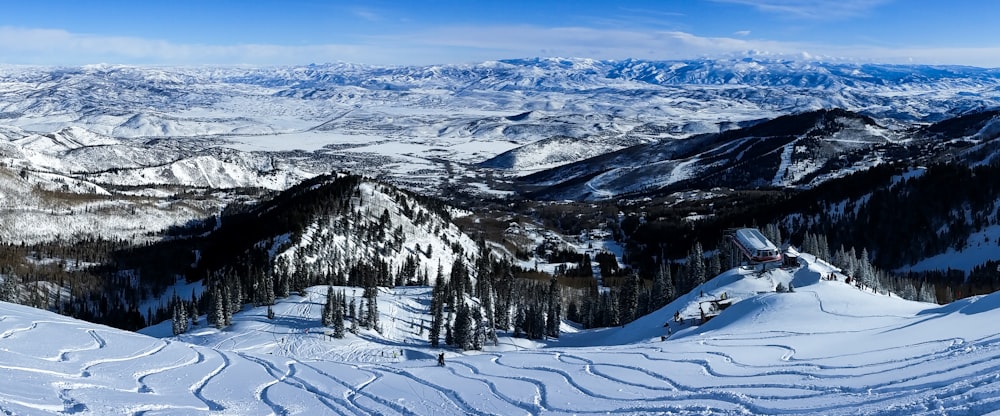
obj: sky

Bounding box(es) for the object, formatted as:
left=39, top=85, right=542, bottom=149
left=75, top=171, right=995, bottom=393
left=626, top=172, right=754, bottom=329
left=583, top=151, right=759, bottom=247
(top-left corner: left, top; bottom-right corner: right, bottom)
left=0, top=0, right=998, bottom=67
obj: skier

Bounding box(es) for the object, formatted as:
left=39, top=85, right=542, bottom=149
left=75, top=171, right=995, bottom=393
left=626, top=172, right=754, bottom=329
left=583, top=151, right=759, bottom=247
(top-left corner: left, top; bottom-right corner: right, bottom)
left=437, top=352, right=445, bottom=367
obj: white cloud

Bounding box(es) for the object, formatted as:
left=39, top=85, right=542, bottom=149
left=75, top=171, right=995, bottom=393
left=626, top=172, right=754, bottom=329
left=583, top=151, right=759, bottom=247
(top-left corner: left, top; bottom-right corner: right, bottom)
left=0, top=26, right=368, bottom=65
left=733, top=30, right=752, bottom=37
left=710, top=0, right=892, bottom=19
left=0, top=24, right=997, bottom=68
left=353, top=9, right=380, bottom=22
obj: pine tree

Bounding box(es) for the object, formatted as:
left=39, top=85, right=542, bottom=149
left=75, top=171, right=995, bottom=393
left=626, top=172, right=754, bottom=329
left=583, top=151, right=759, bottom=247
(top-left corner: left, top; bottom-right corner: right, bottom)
left=189, top=297, right=199, bottom=327
left=349, top=297, right=356, bottom=320
left=719, top=235, right=736, bottom=271
left=857, top=248, right=875, bottom=290
left=495, top=261, right=514, bottom=331
left=472, top=307, right=485, bottom=350
left=816, top=233, right=831, bottom=261
left=764, top=223, right=782, bottom=248
left=546, top=276, right=561, bottom=338
left=918, top=281, right=937, bottom=303
left=0, top=276, right=19, bottom=303
left=273, top=256, right=291, bottom=298
left=429, top=265, right=445, bottom=347
left=358, top=299, right=368, bottom=329
left=264, top=271, right=276, bottom=306
left=322, top=286, right=336, bottom=327
left=687, top=242, right=706, bottom=290
left=454, top=302, right=473, bottom=350
left=652, top=262, right=675, bottom=309
left=222, top=282, right=233, bottom=327
left=620, top=274, right=640, bottom=324
left=367, top=289, right=379, bottom=333
left=212, top=284, right=226, bottom=330
left=450, top=257, right=470, bottom=297
left=707, top=254, right=721, bottom=279
left=333, top=290, right=346, bottom=338
left=172, top=300, right=188, bottom=335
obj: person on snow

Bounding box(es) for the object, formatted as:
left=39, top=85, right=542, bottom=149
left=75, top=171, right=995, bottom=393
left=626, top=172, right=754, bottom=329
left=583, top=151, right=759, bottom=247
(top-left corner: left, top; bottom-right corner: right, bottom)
left=438, top=352, right=445, bottom=366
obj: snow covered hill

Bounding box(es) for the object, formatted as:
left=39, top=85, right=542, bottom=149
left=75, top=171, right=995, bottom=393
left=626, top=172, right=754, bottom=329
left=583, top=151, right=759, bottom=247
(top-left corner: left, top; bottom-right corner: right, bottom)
left=516, top=109, right=908, bottom=200
left=1, top=58, right=999, bottom=199
left=4, top=254, right=1000, bottom=414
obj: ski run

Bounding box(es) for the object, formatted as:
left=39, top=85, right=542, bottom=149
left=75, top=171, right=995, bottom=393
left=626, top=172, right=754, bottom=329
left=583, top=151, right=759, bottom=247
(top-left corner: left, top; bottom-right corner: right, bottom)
left=2, top=254, right=1000, bottom=415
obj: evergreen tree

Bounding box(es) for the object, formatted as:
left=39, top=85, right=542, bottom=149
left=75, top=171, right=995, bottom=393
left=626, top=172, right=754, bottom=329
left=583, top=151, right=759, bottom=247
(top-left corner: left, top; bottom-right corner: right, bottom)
left=816, top=233, right=831, bottom=261
left=322, top=286, right=336, bottom=327
left=264, top=271, right=276, bottom=306
left=546, top=276, right=561, bottom=338
left=189, top=297, right=199, bottom=327
left=358, top=299, right=368, bottom=329
left=652, top=262, right=675, bottom=309
left=567, top=301, right=580, bottom=323
left=450, top=258, right=470, bottom=298
left=333, top=290, right=346, bottom=338
left=429, top=268, right=445, bottom=347
left=367, top=288, right=379, bottom=333
left=172, top=300, right=188, bottom=335
left=0, top=276, right=19, bottom=303
left=454, top=302, right=473, bottom=350
left=222, top=282, right=234, bottom=327
left=212, top=284, right=226, bottom=330
left=620, top=273, right=640, bottom=324
left=707, top=254, right=721, bottom=279
left=274, top=256, right=291, bottom=298
left=494, top=261, right=514, bottom=331
left=718, top=235, right=736, bottom=271
left=687, top=242, right=706, bottom=290
left=918, top=281, right=937, bottom=303
left=857, top=248, right=875, bottom=289
left=472, top=307, right=485, bottom=350
left=764, top=223, right=782, bottom=248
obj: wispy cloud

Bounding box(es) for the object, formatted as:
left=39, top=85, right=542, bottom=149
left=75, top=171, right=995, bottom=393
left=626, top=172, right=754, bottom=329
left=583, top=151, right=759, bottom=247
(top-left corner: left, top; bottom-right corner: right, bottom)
left=0, top=24, right=998, bottom=68
left=0, top=26, right=368, bottom=65
left=733, top=30, right=752, bottom=37
left=710, top=0, right=891, bottom=19
left=352, top=8, right=380, bottom=22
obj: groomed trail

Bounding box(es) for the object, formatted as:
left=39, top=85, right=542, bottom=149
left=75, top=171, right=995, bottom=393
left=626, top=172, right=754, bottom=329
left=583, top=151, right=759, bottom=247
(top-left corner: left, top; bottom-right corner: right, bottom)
left=3, top=256, right=1000, bottom=414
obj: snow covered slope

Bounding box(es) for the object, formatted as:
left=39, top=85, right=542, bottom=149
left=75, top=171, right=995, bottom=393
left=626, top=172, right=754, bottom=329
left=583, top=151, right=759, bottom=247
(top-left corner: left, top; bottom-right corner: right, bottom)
left=4, top=254, right=1000, bottom=414
left=517, top=109, right=904, bottom=200
left=2, top=59, right=999, bottom=197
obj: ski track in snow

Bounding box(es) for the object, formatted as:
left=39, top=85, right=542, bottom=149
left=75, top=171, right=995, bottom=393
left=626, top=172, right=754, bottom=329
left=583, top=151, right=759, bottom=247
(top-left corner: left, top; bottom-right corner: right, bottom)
left=6, top=257, right=1000, bottom=414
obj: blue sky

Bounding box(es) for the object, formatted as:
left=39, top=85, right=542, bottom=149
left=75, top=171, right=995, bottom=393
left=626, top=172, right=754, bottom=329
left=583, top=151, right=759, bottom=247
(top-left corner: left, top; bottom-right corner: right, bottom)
left=0, top=0, right=998, bottom=67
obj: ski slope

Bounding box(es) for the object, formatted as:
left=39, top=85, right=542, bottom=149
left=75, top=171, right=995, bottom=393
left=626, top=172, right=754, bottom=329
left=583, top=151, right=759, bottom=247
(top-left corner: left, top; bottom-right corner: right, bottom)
left=3, top=255, right=1000, bottom=414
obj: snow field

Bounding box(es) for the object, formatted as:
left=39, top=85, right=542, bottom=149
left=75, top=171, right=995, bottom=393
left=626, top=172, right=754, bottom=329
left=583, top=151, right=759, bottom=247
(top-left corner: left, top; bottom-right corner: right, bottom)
left=4, top=255, right=1000, bottom=414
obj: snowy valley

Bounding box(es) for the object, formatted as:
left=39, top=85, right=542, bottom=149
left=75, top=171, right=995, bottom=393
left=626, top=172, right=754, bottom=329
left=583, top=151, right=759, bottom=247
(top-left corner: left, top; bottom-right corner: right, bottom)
left=0, top=58, right=1000, bottom=415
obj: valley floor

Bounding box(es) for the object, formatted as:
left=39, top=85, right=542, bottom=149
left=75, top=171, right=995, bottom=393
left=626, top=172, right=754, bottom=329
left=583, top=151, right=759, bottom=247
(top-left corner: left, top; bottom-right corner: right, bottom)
left=2, top=256, right=1000, bottom=415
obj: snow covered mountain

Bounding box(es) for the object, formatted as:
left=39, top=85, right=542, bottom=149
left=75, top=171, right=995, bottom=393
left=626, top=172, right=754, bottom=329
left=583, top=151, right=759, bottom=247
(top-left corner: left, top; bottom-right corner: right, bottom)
left=1, top=58, right=999, bottom=200
left=512, top=109, right=900, bottom=200
left=4, top=254, right=1000, bottom=414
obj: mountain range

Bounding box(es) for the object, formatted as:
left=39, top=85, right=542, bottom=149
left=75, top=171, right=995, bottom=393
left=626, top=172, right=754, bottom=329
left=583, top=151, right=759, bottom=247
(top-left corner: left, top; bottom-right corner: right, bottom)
left=2, top=57, right=1000, bottom=413
left=1, top=58, right=998, bottom=201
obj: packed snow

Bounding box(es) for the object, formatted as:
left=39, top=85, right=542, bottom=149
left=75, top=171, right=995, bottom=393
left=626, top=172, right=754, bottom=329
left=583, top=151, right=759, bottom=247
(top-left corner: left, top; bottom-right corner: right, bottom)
left=3, top=254, right=1000, bottom=414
